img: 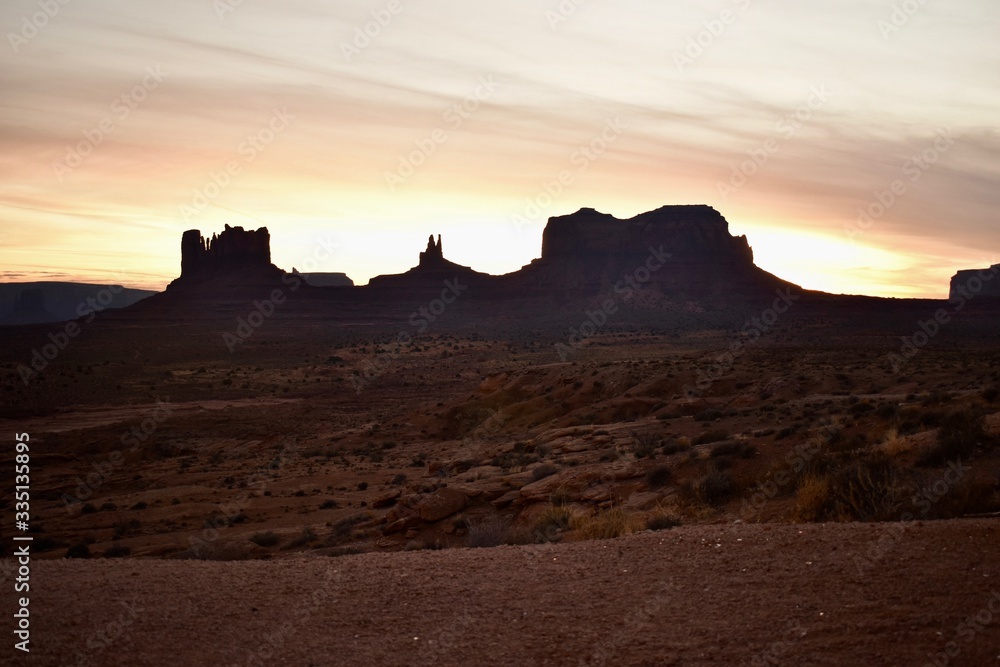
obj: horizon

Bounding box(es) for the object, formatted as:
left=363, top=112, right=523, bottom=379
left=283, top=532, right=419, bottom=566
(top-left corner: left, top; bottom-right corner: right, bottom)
left=1, top=207, right=997, bottom=300
left=2, top=1, right=998, bottom=297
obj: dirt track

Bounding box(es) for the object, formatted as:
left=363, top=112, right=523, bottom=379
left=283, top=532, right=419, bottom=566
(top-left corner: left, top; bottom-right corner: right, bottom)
left=13, top=519, right=1000, bottom=666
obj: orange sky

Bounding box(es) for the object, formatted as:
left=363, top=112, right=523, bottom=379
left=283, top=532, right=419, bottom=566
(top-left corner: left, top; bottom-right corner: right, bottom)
left=1, top=1, right=998, bottom=297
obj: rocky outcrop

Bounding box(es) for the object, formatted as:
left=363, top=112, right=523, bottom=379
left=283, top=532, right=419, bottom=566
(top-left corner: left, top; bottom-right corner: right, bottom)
left=950, top=265, right=1000, bottom=300
left=512, top=205, right=791, bottom=296
left=366, top=234, right=490, bottom=288
left=178, top=225, right=274, bottom=281
left=540, top=205, right=754, bottom=263
left=419, top=235, right=445, bottom=268
left=165, top=224, right=292, bottom=295
left=293, top=271, right=354, bottom=287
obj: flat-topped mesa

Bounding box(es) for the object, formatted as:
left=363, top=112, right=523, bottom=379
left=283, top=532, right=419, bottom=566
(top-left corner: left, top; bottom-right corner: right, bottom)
left=950, top=265, right=1000, bottom=300
left=179, top=225, right=272, bottom=279
left=541, top=205, right=753, bottom=263
left=166, top=224, right=289, bottom=295
left=513, top=204, right=789, bottom=296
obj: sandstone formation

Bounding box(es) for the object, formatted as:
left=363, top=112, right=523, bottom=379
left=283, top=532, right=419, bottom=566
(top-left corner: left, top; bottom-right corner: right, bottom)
left=950, top=265, right=1000, bottom=300
left=540, top=205, right=753, bottom=262
left=175, top=225, right=277, bottom=284
left=366, top=234, right=491, bottom=289
left=157, top=205, right=798, bottom=303
left=292, top=271, right=355, bottom=287
left=511, top=205, right=792, bottom=296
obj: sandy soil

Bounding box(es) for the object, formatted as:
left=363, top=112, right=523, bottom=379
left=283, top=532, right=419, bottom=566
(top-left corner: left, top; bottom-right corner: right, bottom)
left=14, top=519, right=1000, bottom=666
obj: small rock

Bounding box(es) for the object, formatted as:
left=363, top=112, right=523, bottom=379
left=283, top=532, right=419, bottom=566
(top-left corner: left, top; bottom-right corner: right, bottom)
left=415, top=487, right=468, bottom=522
left=372, top=490, right=402, bottom=508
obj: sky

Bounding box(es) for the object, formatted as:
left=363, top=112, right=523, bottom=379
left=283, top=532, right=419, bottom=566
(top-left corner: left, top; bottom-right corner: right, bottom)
left=1, top=0, right=997, bottom=297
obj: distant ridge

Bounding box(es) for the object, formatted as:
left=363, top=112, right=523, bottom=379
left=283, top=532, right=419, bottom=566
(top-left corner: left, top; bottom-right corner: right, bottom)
left=0, top=282, right=155, bottom=325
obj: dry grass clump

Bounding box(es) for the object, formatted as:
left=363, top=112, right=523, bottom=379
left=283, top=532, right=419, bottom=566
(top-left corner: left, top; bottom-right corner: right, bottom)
left=920, top=409, right=989, bottom=466
left=878, top=427, right=911, bottom=457
left=466, top=515, right=510, bottom=548
left=645, top=510, right=682, bottom=532
left=570, top=506, right=645, bottom=541
left=793, top=456, right=905, bottom=522
left=532, top=505, right=572, bottom=540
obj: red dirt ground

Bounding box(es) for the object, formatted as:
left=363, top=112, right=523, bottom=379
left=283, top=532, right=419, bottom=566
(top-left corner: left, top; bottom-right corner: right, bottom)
left=16, top=519, right=1000, bottom=666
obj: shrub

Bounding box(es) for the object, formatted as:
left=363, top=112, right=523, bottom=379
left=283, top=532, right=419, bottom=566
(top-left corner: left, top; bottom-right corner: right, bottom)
left=795, top=457, right=904, bottom=522
left=65, top=543, right=91, bottom=559
left=661, top=439, right=688, bottom=456
left=645, top=465, right=672, bottom=489
left=532, top=463, right=559, bottom=481
left=632, top=432, right=662, bottom=458
left=697, top=469, right=733, bottom=506
left=710, top=442, right=742, bottom=458
left=571, top=507, right=644, bottom=541
left=532, top=506, right=572, bottom=542
left=326, top=513, right=369, bottom=545
left=285, top=527, right=317, bottom=549
left=646, top=514, right=682, bottom=531
left=319, top=499, right=339, bottom=510
left=103, top=544, right=131, bottom=558
left=113, top=518, right=141, bottom=539
left=694, top=410, right=724, bottom=422
left=920, top=410, right=988, bottom=466
left=466, top=515, right=510, bottom=548
left=249, top=531, right=280, bottom=548
left=694, top=429, right=730, bottom=446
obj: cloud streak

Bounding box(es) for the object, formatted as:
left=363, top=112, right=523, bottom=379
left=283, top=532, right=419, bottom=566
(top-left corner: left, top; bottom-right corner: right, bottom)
left=0, top=0, right=997, bottom=296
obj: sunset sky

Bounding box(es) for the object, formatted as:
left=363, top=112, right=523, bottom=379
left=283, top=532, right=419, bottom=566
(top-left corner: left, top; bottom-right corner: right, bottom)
left=1, top=0, right=997, bottom=297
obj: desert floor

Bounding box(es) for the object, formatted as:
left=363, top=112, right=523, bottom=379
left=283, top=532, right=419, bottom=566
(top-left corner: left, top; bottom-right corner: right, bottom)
left=19, top=519, right=1000, bottom=666
left=2, top=297, right=999, bottom=664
